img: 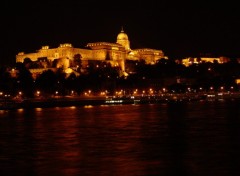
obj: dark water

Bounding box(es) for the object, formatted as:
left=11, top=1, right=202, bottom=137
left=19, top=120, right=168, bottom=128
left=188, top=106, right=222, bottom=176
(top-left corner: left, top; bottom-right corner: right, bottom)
left=0, top=100, right=240, bottom=176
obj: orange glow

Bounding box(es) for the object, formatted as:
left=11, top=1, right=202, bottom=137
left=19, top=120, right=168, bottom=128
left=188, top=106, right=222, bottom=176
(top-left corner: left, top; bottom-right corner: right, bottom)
left=236, top=79, right=240, bottom=84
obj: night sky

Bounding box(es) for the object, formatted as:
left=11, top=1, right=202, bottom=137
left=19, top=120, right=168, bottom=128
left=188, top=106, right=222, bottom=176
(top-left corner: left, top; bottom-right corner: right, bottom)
left=2, top=0, right=240, bottom=65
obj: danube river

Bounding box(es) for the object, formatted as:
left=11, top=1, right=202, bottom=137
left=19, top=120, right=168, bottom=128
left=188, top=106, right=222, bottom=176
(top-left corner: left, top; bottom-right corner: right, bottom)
left=0, top=100, right=239, bottom=176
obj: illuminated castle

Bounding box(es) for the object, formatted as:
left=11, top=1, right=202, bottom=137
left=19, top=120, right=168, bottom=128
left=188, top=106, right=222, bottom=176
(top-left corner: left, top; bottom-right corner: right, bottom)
left=16, top=28, right=167, bottom=76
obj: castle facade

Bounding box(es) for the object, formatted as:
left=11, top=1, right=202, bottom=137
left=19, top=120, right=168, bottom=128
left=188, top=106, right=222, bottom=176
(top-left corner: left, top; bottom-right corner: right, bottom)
left=16, top=29, right=167, bottom=75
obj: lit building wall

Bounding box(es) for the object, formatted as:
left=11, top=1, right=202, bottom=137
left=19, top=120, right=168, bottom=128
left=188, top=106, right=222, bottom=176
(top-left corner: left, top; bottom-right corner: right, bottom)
left=201, top=57, right=220, bottom=63
left=132, top=49, right=165, bottom=64
left=16, top=52, right=40, bottom=63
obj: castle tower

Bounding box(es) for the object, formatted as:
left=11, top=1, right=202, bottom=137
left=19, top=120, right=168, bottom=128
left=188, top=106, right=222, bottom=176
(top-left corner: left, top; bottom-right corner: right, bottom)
left=116, top=27, right=131, bottom=51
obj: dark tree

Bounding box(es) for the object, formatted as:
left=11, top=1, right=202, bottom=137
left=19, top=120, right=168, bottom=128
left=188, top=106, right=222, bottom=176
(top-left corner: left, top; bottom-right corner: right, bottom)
left=35, top=69, right=57, bottom=96
left=15, top=63, right=34, bottom=97
left=0, top=66, right=14, bottom=95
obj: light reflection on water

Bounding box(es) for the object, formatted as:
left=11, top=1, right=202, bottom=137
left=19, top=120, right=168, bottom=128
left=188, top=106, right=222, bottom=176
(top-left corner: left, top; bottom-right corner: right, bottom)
left=0, top=101, right=240, bottom=176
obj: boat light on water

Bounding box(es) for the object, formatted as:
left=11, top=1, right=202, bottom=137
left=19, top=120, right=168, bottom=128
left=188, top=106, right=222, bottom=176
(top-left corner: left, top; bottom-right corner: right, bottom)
left=105, top=100, right=123, bottom=104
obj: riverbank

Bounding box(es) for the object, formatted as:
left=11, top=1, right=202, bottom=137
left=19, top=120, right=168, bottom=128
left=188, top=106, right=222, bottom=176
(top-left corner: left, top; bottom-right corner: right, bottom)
left=0, top=97, right=106, bottom=110
left=1, top=92, right=240, bottom=110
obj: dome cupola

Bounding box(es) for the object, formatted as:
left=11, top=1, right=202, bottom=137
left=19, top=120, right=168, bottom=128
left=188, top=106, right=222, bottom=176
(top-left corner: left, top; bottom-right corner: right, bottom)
left=117, top=28, right=129, bottom=40
left=116, top=27, right=131, bottom=51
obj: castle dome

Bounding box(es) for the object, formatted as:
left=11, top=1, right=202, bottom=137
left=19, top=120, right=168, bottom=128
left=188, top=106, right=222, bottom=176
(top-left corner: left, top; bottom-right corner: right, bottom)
left=116, top=27, right=131, bottom=51
left=117, top=29, right=128, bottom=40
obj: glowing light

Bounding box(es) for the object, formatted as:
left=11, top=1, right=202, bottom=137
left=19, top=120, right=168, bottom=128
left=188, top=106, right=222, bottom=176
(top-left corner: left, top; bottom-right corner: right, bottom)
left=35, top=108, right=42, bottom=111
left=17, top=109, right=24, bottom=112
left=100, top=92, right=106, bottom=96
left=84, top=105, right=93, bottom=108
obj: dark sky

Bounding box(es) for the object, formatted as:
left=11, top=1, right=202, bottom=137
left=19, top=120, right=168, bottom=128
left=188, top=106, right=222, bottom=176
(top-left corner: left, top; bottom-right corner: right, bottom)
left=2, top=0, right=240, bottom=65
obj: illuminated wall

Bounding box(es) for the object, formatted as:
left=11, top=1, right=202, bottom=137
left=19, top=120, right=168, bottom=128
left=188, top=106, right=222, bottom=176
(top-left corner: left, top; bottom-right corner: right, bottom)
left=131, top=48, right=165, bottom=64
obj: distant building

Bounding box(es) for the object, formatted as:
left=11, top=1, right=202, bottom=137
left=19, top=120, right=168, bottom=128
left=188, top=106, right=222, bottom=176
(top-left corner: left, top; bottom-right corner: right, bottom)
left=16, top=28, right=167, bottom=76
left=181, top=57, right=230, bottom=67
